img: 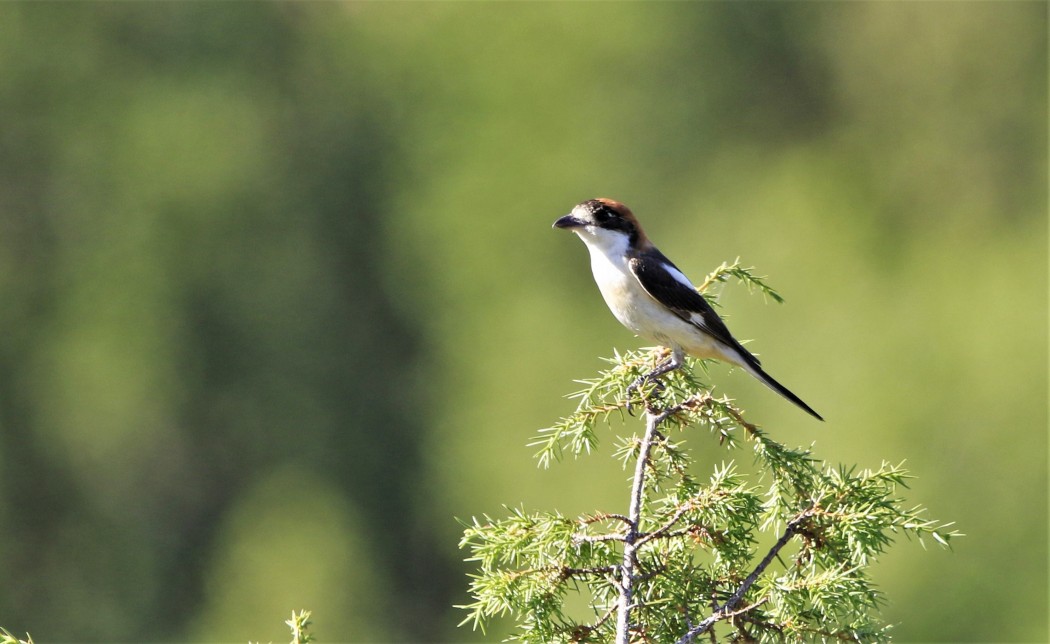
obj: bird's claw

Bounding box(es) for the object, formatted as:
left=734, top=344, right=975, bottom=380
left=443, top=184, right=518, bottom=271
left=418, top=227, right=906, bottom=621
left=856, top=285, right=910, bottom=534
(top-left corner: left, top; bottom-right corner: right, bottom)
left=625, top=373, right=665, bottom=415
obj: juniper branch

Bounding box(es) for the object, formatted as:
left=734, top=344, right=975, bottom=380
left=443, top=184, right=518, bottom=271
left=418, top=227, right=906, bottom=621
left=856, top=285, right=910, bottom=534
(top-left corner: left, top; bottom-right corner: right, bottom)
left=674, top=510, right=813, bottom=643
left=575, top=533, right=626, bottom=545
left=458, top=262, right=958, bottom=643
left=581, top=512, right=634, bottom=527
left=0, top=628, right=33, bottom=644
left=634, top=502, right=695, bottom=548
left=615, top=405, right=664, bottom=644
left=697, top=258, right=784, bottom=304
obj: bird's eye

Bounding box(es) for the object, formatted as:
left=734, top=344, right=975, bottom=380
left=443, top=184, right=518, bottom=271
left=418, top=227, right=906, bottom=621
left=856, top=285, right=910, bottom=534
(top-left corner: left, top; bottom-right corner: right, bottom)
left=592, top=204, right=614, bottom=224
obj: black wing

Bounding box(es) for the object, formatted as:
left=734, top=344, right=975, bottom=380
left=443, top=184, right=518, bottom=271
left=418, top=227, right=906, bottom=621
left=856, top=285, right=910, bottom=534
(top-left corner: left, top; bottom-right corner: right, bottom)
left=630, top=249, right=825, bottom=420
left=627, top=249, right=760, bottom=366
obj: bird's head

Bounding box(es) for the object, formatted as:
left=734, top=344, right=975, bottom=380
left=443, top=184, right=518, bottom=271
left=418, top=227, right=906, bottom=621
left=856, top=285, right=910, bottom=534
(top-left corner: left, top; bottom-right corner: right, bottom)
left=552, top=198, right=648, bottom=251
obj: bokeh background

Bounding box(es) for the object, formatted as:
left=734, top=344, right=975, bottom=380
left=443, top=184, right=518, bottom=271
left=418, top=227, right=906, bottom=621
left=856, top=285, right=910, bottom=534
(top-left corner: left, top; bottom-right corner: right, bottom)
left=0, top=2, right=1046, bottom=642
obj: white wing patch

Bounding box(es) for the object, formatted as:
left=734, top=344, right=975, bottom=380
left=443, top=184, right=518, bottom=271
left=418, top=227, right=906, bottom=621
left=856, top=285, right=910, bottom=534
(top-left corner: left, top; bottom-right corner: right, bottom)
left=662, top=261, right=698, bottom=291
left=687, top=311, right=710, bottom=328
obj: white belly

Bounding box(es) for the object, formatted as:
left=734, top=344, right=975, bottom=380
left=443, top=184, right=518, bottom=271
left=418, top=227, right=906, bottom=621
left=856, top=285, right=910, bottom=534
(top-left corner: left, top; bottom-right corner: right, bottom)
left=588, top=248, right=728, bottom=361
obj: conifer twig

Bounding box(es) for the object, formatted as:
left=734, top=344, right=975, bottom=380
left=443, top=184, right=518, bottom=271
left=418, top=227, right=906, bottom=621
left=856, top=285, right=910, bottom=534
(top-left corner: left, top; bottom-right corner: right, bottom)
left=615, top=405, right=664, bottom=644
left=674, top=511, right=811, bottom=643
left=614, top=401, right=694, bottom=643
left=458, top=263, right=959, bottom=642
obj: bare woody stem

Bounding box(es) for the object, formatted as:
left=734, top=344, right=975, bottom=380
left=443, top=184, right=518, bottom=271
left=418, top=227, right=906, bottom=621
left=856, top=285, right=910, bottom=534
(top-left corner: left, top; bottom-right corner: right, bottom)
left=615, top=406, right=665, bottom=644
left=614, top=386, right=813, bottom=643
left=673, top=512, right=810, bottom=644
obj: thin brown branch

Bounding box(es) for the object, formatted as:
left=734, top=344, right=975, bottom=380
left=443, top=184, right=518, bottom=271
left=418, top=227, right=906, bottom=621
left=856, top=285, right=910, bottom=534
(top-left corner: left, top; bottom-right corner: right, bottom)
left=614, top=407, right=664, bottom=644
left=591, top=603, right=618, bottom=633
left=674, top=512, right=810, bottom=644
left=635, top=502, right=694, bottom=547
left=581, top=512, right=633, bottom=527
left=574, top=532, right=626, bottom=544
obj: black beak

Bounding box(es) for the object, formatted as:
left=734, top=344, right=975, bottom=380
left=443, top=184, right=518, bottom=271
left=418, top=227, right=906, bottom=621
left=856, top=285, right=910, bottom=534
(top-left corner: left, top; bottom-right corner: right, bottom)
left=553, top=214, right=587, bottom=229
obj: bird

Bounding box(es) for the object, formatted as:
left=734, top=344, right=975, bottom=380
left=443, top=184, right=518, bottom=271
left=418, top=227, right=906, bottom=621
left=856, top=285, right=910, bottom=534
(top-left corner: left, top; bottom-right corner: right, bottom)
left=553, top=197, right=823, bottom=421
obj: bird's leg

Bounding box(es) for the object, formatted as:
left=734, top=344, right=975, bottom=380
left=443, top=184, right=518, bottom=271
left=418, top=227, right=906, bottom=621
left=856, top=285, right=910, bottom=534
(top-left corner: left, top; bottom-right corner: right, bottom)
left=643, top=351, right=684, bottom=381
left=626, top=348, right=684, bottom=401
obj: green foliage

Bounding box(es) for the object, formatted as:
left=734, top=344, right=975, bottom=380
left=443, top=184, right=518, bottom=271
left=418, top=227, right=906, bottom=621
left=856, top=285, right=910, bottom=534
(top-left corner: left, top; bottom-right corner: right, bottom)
left=530, top=261, right=781, bottom=469
left=460, top=267, right=958, bottom=642
left=248, top=610, right=313, bottom=644
left=0, top=3, right=1042, bottom=641
left=0, top=628, right=33, bottom=644
left=286, top=610, right=314, bottom=644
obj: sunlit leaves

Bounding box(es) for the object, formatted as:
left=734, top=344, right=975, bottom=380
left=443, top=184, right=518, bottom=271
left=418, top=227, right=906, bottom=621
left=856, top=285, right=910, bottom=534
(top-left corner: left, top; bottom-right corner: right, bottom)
left=461, top=266, right=959, bottom=642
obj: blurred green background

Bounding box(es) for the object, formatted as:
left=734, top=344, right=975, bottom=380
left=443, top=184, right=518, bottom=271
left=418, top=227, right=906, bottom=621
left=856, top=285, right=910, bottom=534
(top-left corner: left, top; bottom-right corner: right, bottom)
left=0, top=2, right=1046, bottom=642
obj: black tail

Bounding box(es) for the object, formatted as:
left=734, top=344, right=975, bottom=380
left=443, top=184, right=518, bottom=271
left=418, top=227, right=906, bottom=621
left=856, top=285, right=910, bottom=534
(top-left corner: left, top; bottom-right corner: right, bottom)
left=740, top=360, right=824, bottom=421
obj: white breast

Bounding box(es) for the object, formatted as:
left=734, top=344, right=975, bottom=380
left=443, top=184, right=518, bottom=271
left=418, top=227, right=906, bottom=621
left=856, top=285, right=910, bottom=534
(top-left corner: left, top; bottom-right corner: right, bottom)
left=575, top=229, right=679, bottom=342
left=573, top=227, right=733, bottom=363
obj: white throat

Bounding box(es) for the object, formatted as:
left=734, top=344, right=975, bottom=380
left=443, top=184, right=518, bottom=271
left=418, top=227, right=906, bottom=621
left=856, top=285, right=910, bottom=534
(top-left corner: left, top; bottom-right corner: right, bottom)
left=573, top=226, right=632, bottom=263
left=572, top=227, right=637, bottom=324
